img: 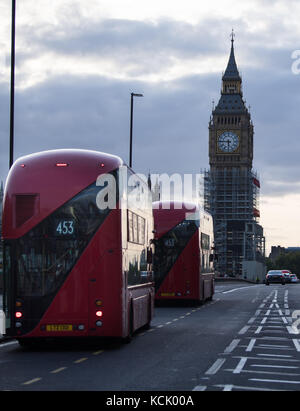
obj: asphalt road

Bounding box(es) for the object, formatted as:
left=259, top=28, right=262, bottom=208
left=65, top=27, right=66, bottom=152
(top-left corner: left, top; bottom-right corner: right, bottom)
left=0, top=282, right=300, bottom=392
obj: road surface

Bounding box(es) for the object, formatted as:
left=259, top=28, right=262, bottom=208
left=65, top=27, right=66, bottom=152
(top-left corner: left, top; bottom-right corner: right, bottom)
left=0, top=282, right=299, bottom=392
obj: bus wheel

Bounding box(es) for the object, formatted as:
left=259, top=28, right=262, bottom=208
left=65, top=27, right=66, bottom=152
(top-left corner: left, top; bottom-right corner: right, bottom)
left=123, top=312, right=133, bottom=344
left=143, top=322, right=151, bottom=331
left=17, top=338, right=34, bottom=348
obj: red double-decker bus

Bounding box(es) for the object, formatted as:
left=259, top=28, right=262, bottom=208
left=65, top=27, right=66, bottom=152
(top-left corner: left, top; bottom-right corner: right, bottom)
left=3, top=149, right=154, bottom=345
left=153, top=201, right=215, bottom=303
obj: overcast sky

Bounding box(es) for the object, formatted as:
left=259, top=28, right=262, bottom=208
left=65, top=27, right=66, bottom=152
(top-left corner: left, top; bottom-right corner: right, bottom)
left=1, top=0, right=300, bottom=253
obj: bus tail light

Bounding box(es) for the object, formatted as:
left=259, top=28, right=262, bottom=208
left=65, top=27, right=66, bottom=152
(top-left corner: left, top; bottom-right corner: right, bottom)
left=55, top=163, right=69, bottom=167
left=96, top=310, right=103, bottom=317
left=96, top=320, right=103, bottom=327
left=15, top=311, right=22, bottom=318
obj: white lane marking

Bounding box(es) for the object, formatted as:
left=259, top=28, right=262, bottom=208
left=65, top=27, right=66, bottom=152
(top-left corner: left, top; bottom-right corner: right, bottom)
left=246, top=339, right=256, bottom=352
left=256, top=353, right=292, bottom=358
left=239, top=326, right=250, bottom=335
left=263, top=325, right=282, bottom=328
left=250, top=378, right=300, bottom=385
left=222, top=385, right=233, bottom=391
left=293, top=339, right=300, bottom=352
left=74, top=357, right=88, bottom=364
left=233, top=357, right=247, bottom=374
left=251, top=364, right=299, bottom=369
left=192, top=385, right=207, bottom=391
left=234, top=355, right=299, bottom=362
left=278, top=309, right=284, bottom=316
left=261, top=317, right=267, bottom=324
left=287, top=326, right=300, bottom=335
left=258, top=344, right=291, bottom=349
left=259, top=336, right=289, bottom=341
left=255, top=326, right=262, bottom=334
left=232, top=369, right=300, bottom=377
left=215, top=384, right=280, bottom=392
left=224, top=339, right=240, bottom=354
left=22, top=378, right=41, bottom=385
left=205, top=359, right=226, bottom=375
left=0, top=341, right=18, bottom=348
left=51, top=367, right=67, bottom=374
left=93, top=350, right=104, bottom=355
left=222, top=286, right=259, bottom=294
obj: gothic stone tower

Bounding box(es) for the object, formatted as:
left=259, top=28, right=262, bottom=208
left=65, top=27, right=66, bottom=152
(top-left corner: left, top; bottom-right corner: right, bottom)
left=207, top=35, right=265, bottom=277
left=209, top=35, right=253, bottom=171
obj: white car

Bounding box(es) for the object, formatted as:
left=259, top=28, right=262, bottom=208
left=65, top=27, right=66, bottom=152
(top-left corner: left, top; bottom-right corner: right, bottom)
left=281, top=270, right=292, bottom=283
left=290, top=274, right=299, bottom=283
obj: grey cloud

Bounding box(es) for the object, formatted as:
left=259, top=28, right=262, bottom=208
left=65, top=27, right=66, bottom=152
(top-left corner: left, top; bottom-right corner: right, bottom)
left=1, top=13, right=300, bottom=201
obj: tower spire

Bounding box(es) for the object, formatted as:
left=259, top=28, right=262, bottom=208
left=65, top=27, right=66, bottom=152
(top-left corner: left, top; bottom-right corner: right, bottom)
left=222, top=30, right=241, bottom=81
left=231, top=28, right=235, bottom=45
left=214, top=32, right=246, bottom=113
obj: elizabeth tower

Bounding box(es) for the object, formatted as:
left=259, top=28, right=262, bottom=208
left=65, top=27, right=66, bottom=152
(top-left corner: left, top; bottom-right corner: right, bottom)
left=207, top=34, right=265, bottom=278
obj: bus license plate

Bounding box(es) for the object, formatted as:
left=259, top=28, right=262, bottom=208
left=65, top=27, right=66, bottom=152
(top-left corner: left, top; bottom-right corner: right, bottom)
left=46, top=324, right=73, bottom=332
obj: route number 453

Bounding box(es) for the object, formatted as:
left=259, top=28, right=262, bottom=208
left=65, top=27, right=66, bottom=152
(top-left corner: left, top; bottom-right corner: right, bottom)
left=292, top=311, right=300, bottom=334
left=56, top=220, right=75, bottom=235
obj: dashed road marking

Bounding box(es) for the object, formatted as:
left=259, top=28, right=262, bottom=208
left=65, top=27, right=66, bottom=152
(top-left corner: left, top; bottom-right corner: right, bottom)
left=74, top=357, right=88, bottom=364
left=93, top=350, right=104, bottom=355
left=246, top=339, right=256, bottom=352
left=22, top=377, right=41, bottom=385
left=192, top=385, right=207, bottom=391
left=250, top=378, right=300, bottom=385
left=51, top=367, right=67, bottom=374
left=205, top=358, right=226, bottom=375
left=224, top=339, right=240, bottom=354
left=233, top=357, right=247, bottom=374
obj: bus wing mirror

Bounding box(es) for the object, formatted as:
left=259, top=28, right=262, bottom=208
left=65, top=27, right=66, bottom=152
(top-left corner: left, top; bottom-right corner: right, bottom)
left=210, top=253, right=218, bottom=262
left=147, top=248, right=153, bottom=264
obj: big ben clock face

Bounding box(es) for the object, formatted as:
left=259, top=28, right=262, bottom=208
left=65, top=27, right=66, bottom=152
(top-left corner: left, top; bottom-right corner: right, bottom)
left=217, top=131, right=239, bottom=153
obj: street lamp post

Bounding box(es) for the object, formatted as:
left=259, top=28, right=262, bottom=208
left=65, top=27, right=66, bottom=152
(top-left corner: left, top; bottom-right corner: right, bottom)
left=9, top=0, right=16, bottom=169
left=129, top=92, right=143, bottom=168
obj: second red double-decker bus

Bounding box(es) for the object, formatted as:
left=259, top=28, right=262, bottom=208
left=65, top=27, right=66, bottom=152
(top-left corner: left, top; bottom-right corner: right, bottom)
left=3, top=149, right=154, bottom=345
left=153, top=201, right=215, bottom=303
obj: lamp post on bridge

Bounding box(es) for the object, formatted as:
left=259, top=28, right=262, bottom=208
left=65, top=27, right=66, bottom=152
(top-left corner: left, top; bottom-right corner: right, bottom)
left=129, top=92, right=143, bottom=168
left=9, top=0, right=16, bottom=169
